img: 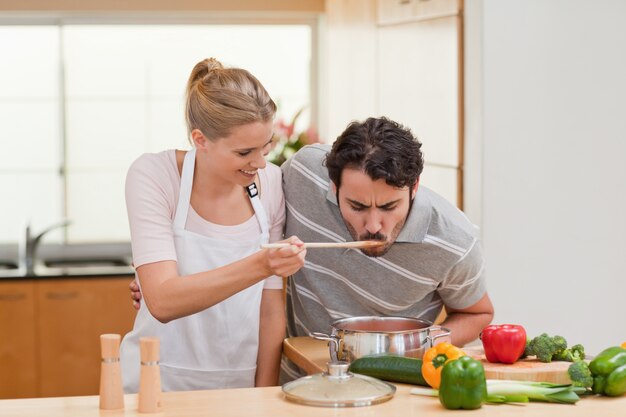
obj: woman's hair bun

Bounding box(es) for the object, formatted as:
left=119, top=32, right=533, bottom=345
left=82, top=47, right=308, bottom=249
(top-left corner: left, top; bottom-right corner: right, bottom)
left=189, top=57, right=224, bottom=84
left=205, top=57, right=224, bottom=73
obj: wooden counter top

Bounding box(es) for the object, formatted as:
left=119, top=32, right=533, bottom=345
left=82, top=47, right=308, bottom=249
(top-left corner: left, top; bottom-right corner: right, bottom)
left=0, top=384, right=624, bottom=417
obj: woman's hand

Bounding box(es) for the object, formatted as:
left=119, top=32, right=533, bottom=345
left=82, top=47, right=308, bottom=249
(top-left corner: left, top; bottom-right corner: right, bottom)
left=265, top=235, right=306, bottom=277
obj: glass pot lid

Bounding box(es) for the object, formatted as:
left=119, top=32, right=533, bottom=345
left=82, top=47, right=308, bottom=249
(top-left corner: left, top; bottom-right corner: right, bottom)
left=282, top=361, right=396, bottom=407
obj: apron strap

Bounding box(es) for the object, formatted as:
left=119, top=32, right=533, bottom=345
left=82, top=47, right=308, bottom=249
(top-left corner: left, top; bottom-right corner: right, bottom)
left=174, top=149, right=270, bottom=243
left=247, top=183, right=270, bottom=243
left=173, top=149, right=196, bottom=230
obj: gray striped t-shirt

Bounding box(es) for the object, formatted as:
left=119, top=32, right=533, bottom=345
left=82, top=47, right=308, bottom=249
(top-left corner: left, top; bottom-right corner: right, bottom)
left=281, top=144, right=487, bottom=341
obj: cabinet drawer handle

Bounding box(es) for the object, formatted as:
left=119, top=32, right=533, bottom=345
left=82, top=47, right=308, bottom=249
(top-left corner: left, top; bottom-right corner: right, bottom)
left=0, top=292, right=26, bottom=301
left=45, top=291, right=79, bottom=300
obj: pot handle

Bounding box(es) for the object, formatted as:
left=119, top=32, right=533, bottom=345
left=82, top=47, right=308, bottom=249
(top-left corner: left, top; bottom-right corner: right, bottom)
left=425, top=325, right=451, bottom=348
left=309, top=332, right=340, bottom=362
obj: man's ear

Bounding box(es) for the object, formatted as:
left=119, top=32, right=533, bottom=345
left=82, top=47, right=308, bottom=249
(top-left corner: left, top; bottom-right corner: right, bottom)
left=191, top=129, right=208, bottom=149
left=411, top=178, right=420, bottom=199
left=331, top=181, right=337, bottom=195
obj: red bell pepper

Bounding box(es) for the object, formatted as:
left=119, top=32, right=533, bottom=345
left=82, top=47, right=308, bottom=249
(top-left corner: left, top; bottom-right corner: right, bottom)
left=481, top=324, right=527, bottom=364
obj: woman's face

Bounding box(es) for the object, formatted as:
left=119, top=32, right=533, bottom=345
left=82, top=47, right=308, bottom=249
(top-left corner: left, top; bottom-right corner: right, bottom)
left=195, top=120, right=274, bottom=187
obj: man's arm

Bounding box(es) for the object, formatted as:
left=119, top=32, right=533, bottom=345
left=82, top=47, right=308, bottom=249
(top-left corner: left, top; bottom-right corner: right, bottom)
left=441, top=292, right=494, bottom=346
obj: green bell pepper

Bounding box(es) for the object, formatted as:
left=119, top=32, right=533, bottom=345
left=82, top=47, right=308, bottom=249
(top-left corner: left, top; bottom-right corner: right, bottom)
left=438, top=356, right=487, bottom=410
left=589, top=346, right=626, bottom=397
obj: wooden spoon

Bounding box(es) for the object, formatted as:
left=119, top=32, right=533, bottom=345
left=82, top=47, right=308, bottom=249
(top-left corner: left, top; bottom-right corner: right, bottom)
left=261, top=240, right=385, bottom=249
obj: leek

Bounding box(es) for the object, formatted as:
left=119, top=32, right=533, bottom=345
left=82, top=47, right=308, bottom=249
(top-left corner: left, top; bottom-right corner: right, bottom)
left=486, top=380, right=585, bottom=404
left=410, top=379, right=586, bottom=405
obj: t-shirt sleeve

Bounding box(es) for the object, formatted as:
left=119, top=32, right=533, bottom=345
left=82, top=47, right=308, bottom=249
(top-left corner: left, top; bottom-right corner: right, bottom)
left=261, top=163, right=286, bottom=290
left=267, top=165, right=286, bottom=245
left=436, top=237, right=487, bottom=310
left=125, top=154, right=178, bottom=268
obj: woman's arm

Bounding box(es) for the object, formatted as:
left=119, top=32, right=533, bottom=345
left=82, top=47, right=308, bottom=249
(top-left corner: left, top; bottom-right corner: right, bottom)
left=138, top=237, right=304, bottom=323
left=255, top=289, right=286, bottom=386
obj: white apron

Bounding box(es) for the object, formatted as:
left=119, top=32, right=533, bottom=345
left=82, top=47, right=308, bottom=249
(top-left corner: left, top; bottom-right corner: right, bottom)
left=121, top=149, right=270, bottom=392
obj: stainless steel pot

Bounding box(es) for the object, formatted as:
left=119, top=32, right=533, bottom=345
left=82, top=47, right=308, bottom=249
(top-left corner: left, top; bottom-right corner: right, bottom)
left=310, top=316, right=451, bottom=362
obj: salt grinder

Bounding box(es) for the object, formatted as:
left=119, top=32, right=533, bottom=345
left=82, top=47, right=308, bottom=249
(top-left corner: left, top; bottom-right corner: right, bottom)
left=99, top=334, right=125, bottom=410
left=138, top=337, right=162, bottom=413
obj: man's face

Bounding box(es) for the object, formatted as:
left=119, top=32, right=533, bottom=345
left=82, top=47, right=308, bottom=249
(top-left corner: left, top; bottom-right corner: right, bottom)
left=334, top=168, right=416, bottom=257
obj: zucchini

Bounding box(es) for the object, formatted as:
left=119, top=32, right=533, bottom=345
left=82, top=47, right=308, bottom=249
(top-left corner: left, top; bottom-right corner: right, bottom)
left=348, top=355, right=428, bottom=386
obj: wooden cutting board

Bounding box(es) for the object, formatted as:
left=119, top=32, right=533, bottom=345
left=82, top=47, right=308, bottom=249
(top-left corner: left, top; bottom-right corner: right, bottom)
left=462, top=347, right=572, bottom=384
left=283, top=337, right=572, bottom=384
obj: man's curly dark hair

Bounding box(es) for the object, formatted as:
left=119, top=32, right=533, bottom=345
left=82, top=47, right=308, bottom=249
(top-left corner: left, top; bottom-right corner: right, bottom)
left=325, top=117, right=424, bottom=189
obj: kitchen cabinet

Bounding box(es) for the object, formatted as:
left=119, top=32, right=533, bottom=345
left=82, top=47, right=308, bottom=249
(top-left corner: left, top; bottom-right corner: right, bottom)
left=377, top=0, right=459, bottom=25
left=0, top=276, right=135, bottom=399
left=378, top=16, right=459, bottom=167
left=0, top=281, right=37, bottom=398
left=36, top=277, right=136, bottom=397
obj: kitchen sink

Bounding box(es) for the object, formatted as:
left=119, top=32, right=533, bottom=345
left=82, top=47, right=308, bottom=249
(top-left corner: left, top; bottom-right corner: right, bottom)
left=0, top=261, right=18, bottom=270
left=0, top=258, right=134, bottom=279
left=44, top=258, right=131, bottom=269
left=34, top=256, right=134, bottom=277
left=0, top=243, right=134, bottom=278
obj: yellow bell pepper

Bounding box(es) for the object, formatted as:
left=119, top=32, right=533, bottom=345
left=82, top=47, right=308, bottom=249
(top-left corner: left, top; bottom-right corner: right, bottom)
left=621, top=341, right=626, bottom=349
left=422, top=342, right=466, bottom=389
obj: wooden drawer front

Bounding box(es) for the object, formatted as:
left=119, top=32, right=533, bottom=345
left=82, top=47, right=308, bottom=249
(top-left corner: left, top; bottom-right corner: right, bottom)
left=36, top=277, right=135, bottom=397
left=0, top=282, right=37, bottom=399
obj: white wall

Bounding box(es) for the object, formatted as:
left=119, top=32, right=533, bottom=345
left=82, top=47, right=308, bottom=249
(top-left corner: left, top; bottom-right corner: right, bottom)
left=465, top=0, right=626, bottom=354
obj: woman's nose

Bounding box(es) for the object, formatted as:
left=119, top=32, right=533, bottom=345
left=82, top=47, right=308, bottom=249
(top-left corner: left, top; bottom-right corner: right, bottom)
left=251, top=152, right=267, bottom=169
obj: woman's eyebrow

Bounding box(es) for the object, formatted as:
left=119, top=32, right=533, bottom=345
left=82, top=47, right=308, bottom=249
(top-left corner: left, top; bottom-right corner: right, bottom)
left=235, top=138, right=273, bottom=152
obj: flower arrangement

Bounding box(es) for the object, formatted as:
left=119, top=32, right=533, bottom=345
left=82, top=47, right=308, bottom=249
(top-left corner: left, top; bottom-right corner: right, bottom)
left=267, top=107, right=321, bottom=166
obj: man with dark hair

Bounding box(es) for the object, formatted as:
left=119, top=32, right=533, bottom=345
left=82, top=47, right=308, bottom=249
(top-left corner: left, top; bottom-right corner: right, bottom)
left=280, top=117, right=493, bottom=381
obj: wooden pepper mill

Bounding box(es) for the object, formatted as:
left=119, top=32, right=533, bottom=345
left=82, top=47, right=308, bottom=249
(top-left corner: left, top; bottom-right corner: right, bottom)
left=138, top=337, right=162, bottom=413
left=99, top=334, right=125, bottom=410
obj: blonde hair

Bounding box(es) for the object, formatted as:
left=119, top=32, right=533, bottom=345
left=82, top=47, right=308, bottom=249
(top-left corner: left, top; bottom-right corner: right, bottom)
left=185, top=58, right=277, bottom=141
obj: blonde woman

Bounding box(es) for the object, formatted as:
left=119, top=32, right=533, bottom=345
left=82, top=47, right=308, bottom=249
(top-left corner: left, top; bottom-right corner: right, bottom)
left=120, top=58, right=306, bottom=392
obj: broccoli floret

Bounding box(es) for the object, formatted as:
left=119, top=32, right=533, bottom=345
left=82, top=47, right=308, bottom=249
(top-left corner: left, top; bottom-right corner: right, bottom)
left=552, top=343, right=586, bottom=362
left=525, top=334, right=586, bottom=363
left=570, top=344, right=585, bottom=361
left=554, top=349, right=574, bottom=362
left=552, top=335, right=568, bottom=352
left=568, top=361, right=593, bottom=388
left=554, top=349, right=575, bottom=362
left=527, top=333, right=568, bottom=363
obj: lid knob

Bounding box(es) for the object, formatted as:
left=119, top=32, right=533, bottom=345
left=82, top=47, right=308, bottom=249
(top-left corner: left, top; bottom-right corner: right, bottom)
left=327, top=361, right=351, bottom=378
